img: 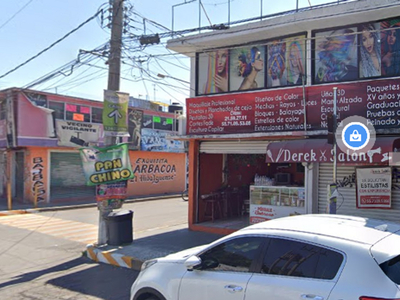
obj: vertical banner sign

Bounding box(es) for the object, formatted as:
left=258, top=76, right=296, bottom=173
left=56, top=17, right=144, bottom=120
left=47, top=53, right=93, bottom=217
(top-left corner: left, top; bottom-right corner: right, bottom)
left=103, top=90, right=129, bottom=137
left=80, top=143, right=134, bottom=186
left=356, top=167, right=392, bottom=209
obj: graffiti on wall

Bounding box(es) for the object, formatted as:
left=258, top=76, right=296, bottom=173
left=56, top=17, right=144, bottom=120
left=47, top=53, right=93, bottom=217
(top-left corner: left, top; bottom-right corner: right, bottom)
left=337, top=172, right=356, bottom=188
left=131, top=157, right=177, bottom=184
left=141, top=128, right=185, bottom=153
left=32, top=157, right=46, bottom=202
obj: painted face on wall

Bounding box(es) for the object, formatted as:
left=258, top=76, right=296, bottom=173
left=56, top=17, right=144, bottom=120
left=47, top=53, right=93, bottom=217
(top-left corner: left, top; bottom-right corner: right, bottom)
left=362, top=30, right=375, bottom=54
left=387, top=29, right=397, bottom=46
left=253, top=50, right=264, bottom=71
left=216, top=50, right=228, bottom=75
left=289, top=45, right=300, bottom=68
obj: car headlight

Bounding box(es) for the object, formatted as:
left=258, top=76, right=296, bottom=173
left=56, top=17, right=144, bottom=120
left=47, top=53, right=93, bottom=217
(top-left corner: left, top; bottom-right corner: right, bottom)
left=141, top=259, right=158, bottom=271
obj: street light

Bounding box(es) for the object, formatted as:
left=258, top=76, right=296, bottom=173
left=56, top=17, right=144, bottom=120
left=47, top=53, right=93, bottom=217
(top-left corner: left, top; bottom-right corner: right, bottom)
left=157, top=73, right=190, bottom=84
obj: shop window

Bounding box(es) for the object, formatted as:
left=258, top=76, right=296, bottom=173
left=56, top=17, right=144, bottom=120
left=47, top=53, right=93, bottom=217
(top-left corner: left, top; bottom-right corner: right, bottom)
left=48, top=101, right=64, bottom=120
left=296, top=163, right=305, bottom=173
left=154, top=116, right=173, bottom=131
left=66, top=104, right=90, bottom=122
left=92, top=107, right=103, bottom=123
left=0, top=101, right=6, bottom=120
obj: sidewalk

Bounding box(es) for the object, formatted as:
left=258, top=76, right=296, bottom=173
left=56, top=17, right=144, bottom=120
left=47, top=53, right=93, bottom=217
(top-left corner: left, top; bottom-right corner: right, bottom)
left=0, top=194, right=180, bottom=216
left=0, top=195, right=226, bottom=271
left=85, top=225, right=225, bottom=271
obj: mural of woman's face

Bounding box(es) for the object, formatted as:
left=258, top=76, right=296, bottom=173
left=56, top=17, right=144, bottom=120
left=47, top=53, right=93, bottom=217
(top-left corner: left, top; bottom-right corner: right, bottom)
left=387, top=29, right=397, bottom=46
left=252, top=50, right=264, bottom=71
left=362, top=30, right=375, bottom=54
left=216, top=50, right=227, bottom=74
left=289, top=45, right=299, bottom=68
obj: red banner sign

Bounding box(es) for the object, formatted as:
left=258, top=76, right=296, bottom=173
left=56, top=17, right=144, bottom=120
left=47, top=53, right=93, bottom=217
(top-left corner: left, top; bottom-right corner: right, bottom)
left=186, top=78, right=400, bottom=135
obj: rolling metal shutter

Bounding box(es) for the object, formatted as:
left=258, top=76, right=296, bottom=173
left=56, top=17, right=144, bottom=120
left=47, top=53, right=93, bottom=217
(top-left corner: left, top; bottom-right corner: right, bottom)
left=200, top=140, right=270, bottom=154
left=318, top=163, right=400, bottom=222
left=50, top=152, right=95, bottom=201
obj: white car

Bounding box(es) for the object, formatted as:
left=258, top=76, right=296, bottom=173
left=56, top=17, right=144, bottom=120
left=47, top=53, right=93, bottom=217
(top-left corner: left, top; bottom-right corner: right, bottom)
left=130, top=214, right=400, bottom=300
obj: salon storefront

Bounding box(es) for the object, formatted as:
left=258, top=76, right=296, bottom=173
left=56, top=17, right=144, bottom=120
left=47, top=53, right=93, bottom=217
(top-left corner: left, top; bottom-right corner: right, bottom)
left=187, top=135, right=400, bottom=235
left=168, top=0, right=400, bottom=234
left=183, top=77, right=400, bottom=234
left=265, top=138, right=400, bottom=223
left=187, top=137, right=310, bottom=234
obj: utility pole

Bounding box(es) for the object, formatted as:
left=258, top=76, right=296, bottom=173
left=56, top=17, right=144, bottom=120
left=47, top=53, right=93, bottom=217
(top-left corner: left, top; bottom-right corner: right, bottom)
left=108, top=0, right=124, bottom=93
left=98, top=0, right=125, bottom=246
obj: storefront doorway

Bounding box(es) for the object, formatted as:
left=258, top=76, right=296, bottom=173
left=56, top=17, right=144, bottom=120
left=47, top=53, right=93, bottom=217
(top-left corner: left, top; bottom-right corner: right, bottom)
left=196, top=141, right=306, bottom=231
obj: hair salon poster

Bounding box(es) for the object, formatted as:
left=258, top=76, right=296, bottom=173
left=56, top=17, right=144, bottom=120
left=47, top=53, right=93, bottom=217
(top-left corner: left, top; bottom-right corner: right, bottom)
left=356, top=167, right=392, bottom=208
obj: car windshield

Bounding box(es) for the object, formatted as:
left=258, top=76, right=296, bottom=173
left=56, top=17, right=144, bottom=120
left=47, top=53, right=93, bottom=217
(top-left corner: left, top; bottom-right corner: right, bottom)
left=380, top=255, right=400, bottom=284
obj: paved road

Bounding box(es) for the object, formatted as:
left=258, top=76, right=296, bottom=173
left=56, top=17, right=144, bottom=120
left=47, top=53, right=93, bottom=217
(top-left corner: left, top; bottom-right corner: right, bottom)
left=0, top=197, right=188, bottom=299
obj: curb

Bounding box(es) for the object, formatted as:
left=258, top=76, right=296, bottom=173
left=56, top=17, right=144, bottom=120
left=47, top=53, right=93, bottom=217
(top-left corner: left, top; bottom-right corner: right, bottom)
left=0, top=194, right=180, bottom=216
left=0, top=210, right=31, bottom=217
left=85, top=244, right=143, bottom=271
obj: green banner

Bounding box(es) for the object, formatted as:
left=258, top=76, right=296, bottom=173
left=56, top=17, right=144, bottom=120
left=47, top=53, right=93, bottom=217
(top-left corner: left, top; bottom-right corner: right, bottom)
left=80, top=143, right=134, bottom=186
left=103, top=90, right=129, bottom=137
left=166, top=118, right=173, bottom=124
left=153, top=116, right=161, bottom=123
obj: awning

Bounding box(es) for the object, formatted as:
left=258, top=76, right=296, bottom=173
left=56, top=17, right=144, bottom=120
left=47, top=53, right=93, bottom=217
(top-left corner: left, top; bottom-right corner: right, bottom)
left=266, top=137, right=400, bottom=165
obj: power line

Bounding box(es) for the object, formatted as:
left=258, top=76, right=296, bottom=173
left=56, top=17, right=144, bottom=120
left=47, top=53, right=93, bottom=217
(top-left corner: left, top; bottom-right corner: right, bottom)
left=0, top=0, right=36, bottom=31
left=0, top=9, right=102, bottom=80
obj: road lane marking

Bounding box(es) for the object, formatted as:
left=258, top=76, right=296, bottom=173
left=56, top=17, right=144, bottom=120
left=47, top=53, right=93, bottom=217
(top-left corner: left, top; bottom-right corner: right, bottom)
left=0, top=214, right=98, bottom=244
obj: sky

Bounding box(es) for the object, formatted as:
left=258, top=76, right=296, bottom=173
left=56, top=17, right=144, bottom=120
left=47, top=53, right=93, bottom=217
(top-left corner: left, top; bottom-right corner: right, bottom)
left=0, top=0, right=334, bottom=107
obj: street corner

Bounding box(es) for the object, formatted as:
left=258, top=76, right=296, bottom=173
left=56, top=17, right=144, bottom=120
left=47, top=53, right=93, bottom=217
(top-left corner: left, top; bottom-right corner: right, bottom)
left=0, top=209, right=31, bottom=217
left=85, top=243, right=143, bottom=271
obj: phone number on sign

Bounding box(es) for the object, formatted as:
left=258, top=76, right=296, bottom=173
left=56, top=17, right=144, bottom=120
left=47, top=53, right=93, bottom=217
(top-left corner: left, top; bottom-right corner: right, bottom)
left=221, top=120, right=252, bottom=126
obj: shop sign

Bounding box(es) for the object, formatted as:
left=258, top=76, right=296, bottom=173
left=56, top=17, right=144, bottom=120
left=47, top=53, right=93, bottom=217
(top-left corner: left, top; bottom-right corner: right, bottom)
left=250, top=205, right=304, bottom=224
left=265, top=138, right=400, bottom=165
left=131, top=157, right=177, bottom=185
left=356, top=167, right=392, bottom=209
left=250, top=186, right=305, bottom=224
left=103, top=90, right=129, bottom=137
left=56, top=120, right=103, bottom=147
left=186, top=78, right=400, bottom=135
left=80, top=143, right=134, bottom=186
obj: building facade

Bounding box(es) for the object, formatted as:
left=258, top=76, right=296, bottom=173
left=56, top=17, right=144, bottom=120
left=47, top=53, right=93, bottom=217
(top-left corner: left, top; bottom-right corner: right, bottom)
left=168, top=0, right=400, bottom=234
left=0, top=88, right=186, bottom=207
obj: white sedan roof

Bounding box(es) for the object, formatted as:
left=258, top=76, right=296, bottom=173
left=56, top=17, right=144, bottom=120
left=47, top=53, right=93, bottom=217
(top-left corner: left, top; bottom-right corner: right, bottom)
left=242, top=214, right=400, bottom=245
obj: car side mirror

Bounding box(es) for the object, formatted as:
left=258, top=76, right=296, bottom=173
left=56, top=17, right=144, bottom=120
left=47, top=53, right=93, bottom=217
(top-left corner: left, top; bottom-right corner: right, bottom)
left=184, top=255, right=202, bottom=271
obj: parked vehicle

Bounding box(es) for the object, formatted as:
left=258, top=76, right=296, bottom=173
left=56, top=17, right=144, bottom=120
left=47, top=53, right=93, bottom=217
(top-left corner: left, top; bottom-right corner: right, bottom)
left=131, top=214, right=400, bottom=300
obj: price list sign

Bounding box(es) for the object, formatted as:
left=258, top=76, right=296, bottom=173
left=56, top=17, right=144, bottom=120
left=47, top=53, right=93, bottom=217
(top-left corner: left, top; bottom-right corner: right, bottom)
left=186, top=78, right=400, bottom=135
left=186, top=96, right=254, bottom=134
